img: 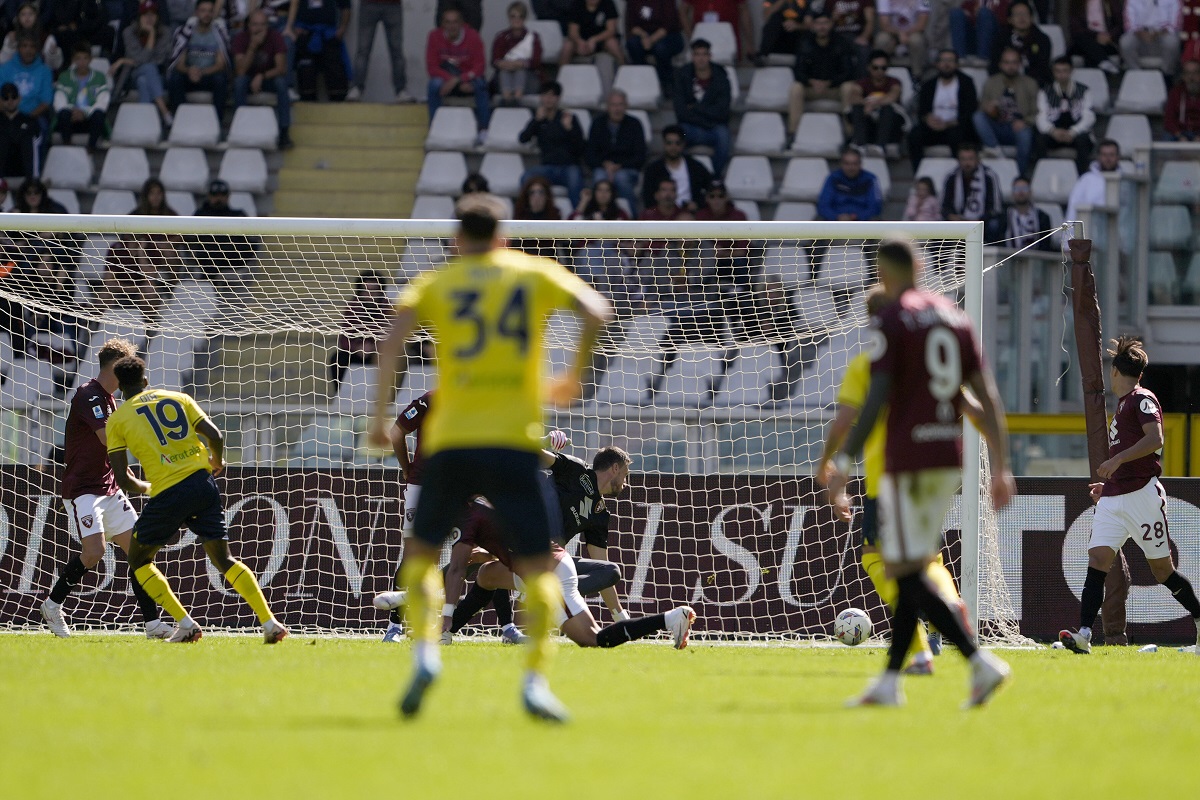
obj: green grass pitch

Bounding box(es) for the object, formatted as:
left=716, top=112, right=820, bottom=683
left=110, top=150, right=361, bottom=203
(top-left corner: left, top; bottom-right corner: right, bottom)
left=2, top=635, right=1197, bottom=799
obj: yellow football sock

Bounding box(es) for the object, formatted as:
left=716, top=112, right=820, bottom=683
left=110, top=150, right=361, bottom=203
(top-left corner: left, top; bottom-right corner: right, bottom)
left=399, top=554, right=441, bottom=644
left=925, top=555, right=961, bottom=603
left=861, top=551, right=930, bottom=658
left=133, top=564, right=188, bottom=623
left=225, top=561, right=274, bottom=624
left=521, top=571, right=561, bottom=675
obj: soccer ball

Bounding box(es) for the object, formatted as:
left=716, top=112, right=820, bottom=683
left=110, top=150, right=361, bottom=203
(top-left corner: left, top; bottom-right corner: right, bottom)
left=833, top=608, right=872, bottom=646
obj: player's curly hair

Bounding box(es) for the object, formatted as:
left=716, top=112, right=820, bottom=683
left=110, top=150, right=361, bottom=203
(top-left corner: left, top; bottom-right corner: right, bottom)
left=112, top=356, right=147, bottom=388
left=97, top=338, right=137, bottom=368
left=593, top=446, right=632, bottom=473
left=1108, top=335, right=1149, bottom=378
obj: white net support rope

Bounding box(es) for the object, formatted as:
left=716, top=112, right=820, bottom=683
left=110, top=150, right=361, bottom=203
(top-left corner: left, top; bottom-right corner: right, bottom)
left=0, top=215, right=1025, bottom=643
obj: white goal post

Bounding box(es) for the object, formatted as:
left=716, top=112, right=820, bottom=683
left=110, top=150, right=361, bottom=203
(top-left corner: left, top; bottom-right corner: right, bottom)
left=0, top=213, right=1019, bottom=642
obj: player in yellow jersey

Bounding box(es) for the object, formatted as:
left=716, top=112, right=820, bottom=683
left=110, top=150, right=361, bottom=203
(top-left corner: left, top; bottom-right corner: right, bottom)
left=817, top=287, right=965, bottom=673
left=106, top=356, right=288, bottom=644
left=368, top=194, right=612, bottom=722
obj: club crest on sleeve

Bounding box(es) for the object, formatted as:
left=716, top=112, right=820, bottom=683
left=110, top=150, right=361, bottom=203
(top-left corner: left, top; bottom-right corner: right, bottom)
left=80, top=515, right=94, bottom=529
left=867, top=329, right=887, bottom=361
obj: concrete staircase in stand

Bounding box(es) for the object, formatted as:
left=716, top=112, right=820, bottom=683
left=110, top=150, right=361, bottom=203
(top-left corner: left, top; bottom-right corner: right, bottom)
left=273, top=103, right=426, bottom=218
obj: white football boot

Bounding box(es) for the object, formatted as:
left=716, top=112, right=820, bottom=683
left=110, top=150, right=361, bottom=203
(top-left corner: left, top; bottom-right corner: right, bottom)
left=373, top=591, right=406, bottom=611
left=168, top=619, right=203, bottom=643
left=500, top=626, right=530, bottom=645
left=382, top=622, right=406, bottom=643
left=522, top=673, right=570, bottom=723
left=263, top=618, right=289, bottom=644
left=847, top=674, right=905, bottom=707
left=40, top=599, right=71, bottom=638
left=965, top=650, right=1012, bottom=708
left=145, top=619, right=174, bottom=639
left=1058, top=629, right=1091, bottom=654
left=665, top=606, right=697, bottom=649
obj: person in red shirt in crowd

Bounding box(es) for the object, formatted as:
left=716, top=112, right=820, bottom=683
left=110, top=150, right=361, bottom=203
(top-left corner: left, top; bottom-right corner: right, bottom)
left=425, top=5, right=490, bottom=138
left=636, top=177, right=693, bottom=309
left=681, top=0, right=756, bottom=62
left=625, top=0, right=684, bottom=95
left=232, top=10, right=292, bottom=149
left=1165, top=59, right=1200, bottom=141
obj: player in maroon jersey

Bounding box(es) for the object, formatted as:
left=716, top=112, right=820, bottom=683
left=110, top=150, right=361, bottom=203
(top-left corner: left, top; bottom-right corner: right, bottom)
left=443, top=497, right=696, bottom=649
left=372, top=389, right=521, bottom=644
left=827, top=238, right=1016, bottom=707
left=39, top=339, right=170, bottom=639
left=1059, top=337, right=1200, bottom=655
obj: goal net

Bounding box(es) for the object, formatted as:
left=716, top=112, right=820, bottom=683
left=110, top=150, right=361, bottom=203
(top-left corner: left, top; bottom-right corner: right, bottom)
left=0, top=214, right=1024, bottom=644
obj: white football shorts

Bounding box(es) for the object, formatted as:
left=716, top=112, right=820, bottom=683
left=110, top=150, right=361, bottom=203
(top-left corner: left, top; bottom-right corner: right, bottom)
left=62, top=492, right=138, bottom=542
left=402, top=483, right=421, bottom=539
left=878, top=468, right=961, bottom=564
left=1091, top=478, right=1172, bottom=560
left=553, top=553, right=590, bottom=627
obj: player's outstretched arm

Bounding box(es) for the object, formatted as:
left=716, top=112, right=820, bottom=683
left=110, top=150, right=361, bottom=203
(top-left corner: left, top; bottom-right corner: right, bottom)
left=369, top=306, right=416, bottom=446
left=816, top=402, right=860, bottom=488
left=195, top=417, right=225, bottom=477
left=107, top=449, right=151, bottom=497
left=391, top=422, right=411, bottom=481
left=548, top=287, right=613, bottom=407
left=964, top=369, right=1016, bottom=510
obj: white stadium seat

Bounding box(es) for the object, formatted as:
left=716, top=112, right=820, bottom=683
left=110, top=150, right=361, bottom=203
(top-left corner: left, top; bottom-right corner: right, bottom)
left=735, top=111, right=786, bottom=154
left=1073, top=68, right=1110, bottom=112
left=613, top=65, right=661, bottom=109
left=733, top=199, right=761, bottom=220
left=774, top=201, right=817, bottom=221
left=90, top=189, right=137, bottom=215
left=227, top=106, right=279, bottom=150
left=762, top=242, right=811, bottom=285
left=1147, top=251, right=1178, bottom=304
left=412, top=194, right=456, bottom=219
left=48, top=188, right=79, bottom=214
left=862, top=156, right=890, bottom=199
left=166, top=190, right=196, bottom=215
left=1037, top=201, right=1064, bottom=231
left=571, top=108, right=592, bottom=132
left=425, top=106, right=477, bottom=151
left=961, top=67, right=987, bottom=101
left=1183, top=254, right=1200, bottom=298
left=557, top=64, right=604, bottom=108
left=43, top=145, right=93, bottom=190
left=691, top=22, right=737, bottom=65
left=98, top=146, right=150, bottom=190
left=415, top=152, right=467, bottom=195
left=1154, top=160, right=1200, bottom=204
left=486, top=107, right=533, bottom=152
left=159, top=146, right=209, bottom=193
left=168, top=103, right=221, bottom=146
left=724, top=155, right=774, bottom=200
left=229, top=191, right=258, bottom=216
left=744, top=67, right=793, bottom=111
left=1104, top=114, right=1152, bottom=156
left=1031, top=158, right=1079, bottom=204
left=1114, top=70, right=1167, bottom=115
left=479, top=152, right=525, bottom=197
left=984, top=157, right=1019, bottom=201
left=790, top=113, right=843, bottom=158
left=527, top=20, right=563, bottom=63
left=110, top=102, right=162, bottom=147
left=887, top=67, right=914, bottom=106
left=1042, top=24, right=1066, bottom=59
left=779, top=157, right=829, bottom=201
left=218, top=148, right=268, bottom=193
left=914, top=157, right=958, bottom=197
left=1149, top=205, right=1192, bottom=250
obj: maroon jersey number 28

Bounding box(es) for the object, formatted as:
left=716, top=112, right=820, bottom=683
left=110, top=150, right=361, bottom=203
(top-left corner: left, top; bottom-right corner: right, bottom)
left=871, top=290, right=983, bottom=474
